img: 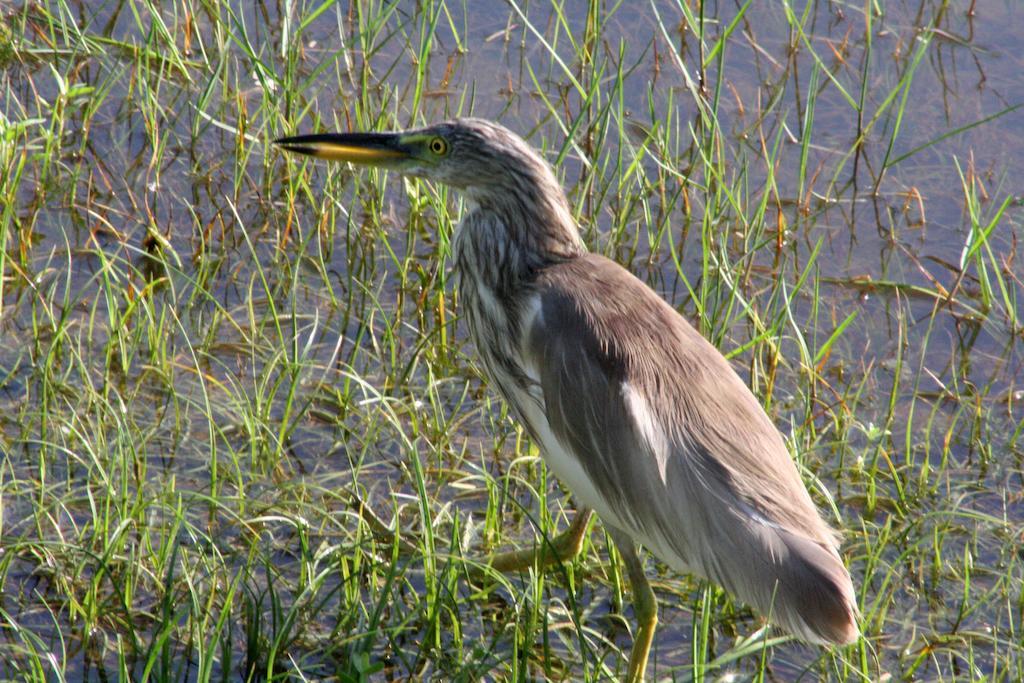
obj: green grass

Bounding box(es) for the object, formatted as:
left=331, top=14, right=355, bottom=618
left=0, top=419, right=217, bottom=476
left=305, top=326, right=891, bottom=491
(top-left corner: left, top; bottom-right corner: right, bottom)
left=1, top=0, right=1022, bottom=680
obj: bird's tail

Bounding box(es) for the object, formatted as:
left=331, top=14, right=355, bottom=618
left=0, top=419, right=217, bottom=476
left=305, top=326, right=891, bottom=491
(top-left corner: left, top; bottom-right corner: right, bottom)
left=717, top=515, right=860, bottom=645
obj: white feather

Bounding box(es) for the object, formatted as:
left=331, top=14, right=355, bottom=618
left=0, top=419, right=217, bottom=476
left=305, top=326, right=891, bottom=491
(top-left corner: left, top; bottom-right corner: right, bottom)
left=621, top=382, right=670, bottom=484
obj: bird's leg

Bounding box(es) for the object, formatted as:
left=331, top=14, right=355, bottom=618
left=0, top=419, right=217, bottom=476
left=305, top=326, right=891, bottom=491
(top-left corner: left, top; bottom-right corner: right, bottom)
left=475, top=507, right=593, bottom=574
left=609, top=529, right=659, bottom=683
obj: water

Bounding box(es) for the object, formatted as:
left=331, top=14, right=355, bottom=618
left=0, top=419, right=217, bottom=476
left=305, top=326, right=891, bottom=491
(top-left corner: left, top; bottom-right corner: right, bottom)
left=1, top=0, right=1022, bottom=679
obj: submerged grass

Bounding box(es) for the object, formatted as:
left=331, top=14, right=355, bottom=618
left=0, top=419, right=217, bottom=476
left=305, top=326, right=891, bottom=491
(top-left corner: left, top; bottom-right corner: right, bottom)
left=1, top=0, right=1022, bottom=680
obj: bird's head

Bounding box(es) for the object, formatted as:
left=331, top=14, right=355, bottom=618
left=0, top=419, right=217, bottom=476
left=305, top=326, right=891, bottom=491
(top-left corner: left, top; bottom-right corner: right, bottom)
left=275, top=118, right=557, bottom=200
left=276, top=118, right=582, bottom=258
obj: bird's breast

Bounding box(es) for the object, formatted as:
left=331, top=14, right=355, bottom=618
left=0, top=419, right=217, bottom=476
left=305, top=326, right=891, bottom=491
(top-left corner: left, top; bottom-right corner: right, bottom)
left=456, top=271, right=534, bottom=399
left=452, top=209, right=537, bottom=395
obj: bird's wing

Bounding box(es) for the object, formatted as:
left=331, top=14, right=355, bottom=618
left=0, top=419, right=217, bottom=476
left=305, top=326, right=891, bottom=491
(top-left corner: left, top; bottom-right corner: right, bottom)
left=523, top=253, right=857, bottom=645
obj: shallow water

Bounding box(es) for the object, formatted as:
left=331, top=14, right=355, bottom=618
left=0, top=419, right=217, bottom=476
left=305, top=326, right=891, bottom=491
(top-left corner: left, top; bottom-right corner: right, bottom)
left=2, top=1, right=1022, bottom=680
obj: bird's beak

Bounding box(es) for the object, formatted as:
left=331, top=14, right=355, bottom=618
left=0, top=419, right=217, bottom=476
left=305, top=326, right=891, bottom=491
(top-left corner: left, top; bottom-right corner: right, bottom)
left=273, top=132, right=411, bottom=166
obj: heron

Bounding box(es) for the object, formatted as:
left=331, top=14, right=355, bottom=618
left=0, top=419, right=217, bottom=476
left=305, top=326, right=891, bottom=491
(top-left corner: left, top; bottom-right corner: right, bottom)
left=275, top=118, right=859, bottom=681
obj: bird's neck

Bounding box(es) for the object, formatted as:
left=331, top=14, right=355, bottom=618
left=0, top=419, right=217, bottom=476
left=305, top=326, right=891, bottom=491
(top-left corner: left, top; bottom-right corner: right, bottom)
left=451, top=195, right=581, bottom=395
left=455, top=188, right=584, bottom=292
left=460, top=178, right=581, bottom=266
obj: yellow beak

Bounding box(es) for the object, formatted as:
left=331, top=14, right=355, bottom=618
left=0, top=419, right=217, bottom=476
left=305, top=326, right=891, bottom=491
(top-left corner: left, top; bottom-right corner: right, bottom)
left=274, top=132, right=410, bottom=165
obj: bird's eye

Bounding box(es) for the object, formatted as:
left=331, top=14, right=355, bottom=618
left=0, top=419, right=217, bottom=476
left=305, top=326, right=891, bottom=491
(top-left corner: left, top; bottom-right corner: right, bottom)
left=429, top=137, right=449, bottom=155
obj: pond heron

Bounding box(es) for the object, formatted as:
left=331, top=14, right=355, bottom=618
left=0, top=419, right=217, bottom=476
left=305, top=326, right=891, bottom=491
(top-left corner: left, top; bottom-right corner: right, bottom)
left=275, top=119, right=859, bottom=681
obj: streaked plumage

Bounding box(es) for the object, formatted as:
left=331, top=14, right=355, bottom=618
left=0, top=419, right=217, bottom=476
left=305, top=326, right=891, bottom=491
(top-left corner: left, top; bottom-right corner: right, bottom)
left=275, top=118, right=859, bottom=680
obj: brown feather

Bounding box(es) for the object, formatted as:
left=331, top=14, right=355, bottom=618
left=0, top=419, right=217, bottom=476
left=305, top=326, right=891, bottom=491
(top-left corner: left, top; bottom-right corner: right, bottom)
left=524, top=254, right=859, bottom=644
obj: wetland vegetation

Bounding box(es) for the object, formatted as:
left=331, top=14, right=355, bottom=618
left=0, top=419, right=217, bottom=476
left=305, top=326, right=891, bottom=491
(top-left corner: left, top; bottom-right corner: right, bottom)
left=1, top=0, right=1022, bottom=680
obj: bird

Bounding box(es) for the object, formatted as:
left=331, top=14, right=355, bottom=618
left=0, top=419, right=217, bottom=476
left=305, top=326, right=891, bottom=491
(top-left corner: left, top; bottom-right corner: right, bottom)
left=274, top=118, right=859, bottom=681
